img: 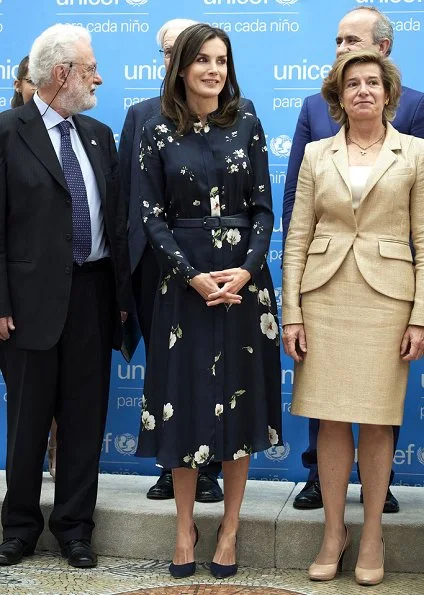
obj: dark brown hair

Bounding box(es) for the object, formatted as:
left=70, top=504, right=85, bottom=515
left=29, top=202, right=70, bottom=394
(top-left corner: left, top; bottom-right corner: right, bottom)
left=321, top=50, right=401, bottom=126
left=161, top=24, right=240, bottom=135
left=11, top=56, right=29, bottom=109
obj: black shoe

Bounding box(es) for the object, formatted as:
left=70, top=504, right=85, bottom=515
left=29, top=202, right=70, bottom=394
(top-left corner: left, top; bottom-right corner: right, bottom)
left=147, top=472, right=174, bottom=500
left=293, top=480, right=323, bottom=509
left=195, top=474, right=224, bottom=503
left=169, top=524, right=199, bottom=579
left=60, top=539, right=97, bottom=568
left=210, top=524, right=238, bottom=579
left=359, top=487, right=400, bottom=513
left=0, top=538, right=34, bottom=565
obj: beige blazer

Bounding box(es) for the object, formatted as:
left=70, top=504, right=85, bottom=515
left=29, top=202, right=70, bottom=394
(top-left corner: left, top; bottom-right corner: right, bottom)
left=282, top=123, right=424, bottom=327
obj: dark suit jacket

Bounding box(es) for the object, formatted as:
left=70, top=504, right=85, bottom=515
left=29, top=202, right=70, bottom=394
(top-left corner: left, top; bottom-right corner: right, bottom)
left=119, top=96, right=257, bottom=273
left=0, top=99, right=132, bottom=350
left=282, top=86, right=424, bottom=243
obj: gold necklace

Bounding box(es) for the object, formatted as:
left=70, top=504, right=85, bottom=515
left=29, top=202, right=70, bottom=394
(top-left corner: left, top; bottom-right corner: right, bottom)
left=347, top=130, right=386, bottom=156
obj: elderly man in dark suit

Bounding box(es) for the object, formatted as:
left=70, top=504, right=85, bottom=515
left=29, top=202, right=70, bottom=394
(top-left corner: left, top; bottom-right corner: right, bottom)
left=282, top=5, right=424, bottom=513
left=0, top=24, right=131, bottom=568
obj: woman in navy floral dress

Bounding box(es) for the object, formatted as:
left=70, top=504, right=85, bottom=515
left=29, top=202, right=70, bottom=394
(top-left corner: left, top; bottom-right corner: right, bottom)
left=135, top=24, right=281, bottom=579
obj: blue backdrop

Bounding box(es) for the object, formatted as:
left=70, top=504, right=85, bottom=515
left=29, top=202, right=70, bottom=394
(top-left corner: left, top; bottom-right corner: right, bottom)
left=1, top=0, right=424, bottom=485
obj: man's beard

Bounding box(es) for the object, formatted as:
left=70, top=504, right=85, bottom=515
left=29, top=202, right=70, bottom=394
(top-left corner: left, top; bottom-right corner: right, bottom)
left=60, top=76, right=97, bottom=115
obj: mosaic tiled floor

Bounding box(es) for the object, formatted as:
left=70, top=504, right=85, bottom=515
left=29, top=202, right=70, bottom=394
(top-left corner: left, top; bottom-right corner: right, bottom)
left=1, top=554, right=423, bottom=595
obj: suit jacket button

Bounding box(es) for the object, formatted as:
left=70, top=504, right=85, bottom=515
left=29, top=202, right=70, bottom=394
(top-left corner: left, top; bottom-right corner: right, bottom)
left=65, top=233, right=72, bottom=241
left=65, top=265, right=71, bottom=274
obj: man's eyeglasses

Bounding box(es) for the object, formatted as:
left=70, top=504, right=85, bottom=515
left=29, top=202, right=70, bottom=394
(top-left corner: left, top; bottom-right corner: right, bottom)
left=63, top=62, right=98, bottom=75
left=159, top=48, right=172, bottom=59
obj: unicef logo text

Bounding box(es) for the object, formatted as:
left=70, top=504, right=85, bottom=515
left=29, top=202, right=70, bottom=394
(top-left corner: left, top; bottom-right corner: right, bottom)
left=270, top=135, right=292, bottom=158
left=126, top=0, right=149, bottom=5
left=264, top=443, right=290, bottom=462
left=114, top=433, right=138, bottom=455
left=276, top=0, right=299, bottom=5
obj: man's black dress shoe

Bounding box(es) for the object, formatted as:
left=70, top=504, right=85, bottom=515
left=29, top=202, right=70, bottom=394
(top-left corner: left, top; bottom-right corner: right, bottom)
left=293, top=480, right=323, bottom=509
left=60, top=539, right=97, bottom=568
left=195, top=474, right=224, bottom=503
left=0, top=537, right=34, bottom=565
left=147, top=472, right=174, bottom=500
left=360, top=487, right=400, bottom=513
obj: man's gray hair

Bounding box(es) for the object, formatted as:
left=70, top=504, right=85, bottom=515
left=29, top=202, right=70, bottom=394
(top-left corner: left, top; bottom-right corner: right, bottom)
left=156, top=18, right=198, bottom=48
left=29, top=24, right=92, bottom=87
left=349, top=6, right=394, bottom=56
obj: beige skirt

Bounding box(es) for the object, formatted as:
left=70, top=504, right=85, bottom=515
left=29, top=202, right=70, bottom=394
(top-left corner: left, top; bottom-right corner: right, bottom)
left=291, top=249, right=412, bottom=425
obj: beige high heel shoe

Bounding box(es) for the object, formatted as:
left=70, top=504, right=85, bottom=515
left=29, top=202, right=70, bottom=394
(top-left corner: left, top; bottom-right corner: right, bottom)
left=355, top=539, right=385, bottom=586
left=308, top=526, right=350, bottom=581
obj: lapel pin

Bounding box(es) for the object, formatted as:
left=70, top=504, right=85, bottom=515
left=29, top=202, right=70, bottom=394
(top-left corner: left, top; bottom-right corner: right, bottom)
left=91, top=139, right=97, bottom=145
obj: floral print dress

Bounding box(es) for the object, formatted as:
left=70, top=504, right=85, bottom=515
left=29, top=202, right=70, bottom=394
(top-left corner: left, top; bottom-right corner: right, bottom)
left=135, top=108, right=282, bottom=469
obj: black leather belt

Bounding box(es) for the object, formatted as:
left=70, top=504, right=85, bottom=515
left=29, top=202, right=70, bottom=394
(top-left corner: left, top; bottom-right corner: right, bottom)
left=169, top=214, right=250, bottom=231
left=73, top=257, right=111, bottom=273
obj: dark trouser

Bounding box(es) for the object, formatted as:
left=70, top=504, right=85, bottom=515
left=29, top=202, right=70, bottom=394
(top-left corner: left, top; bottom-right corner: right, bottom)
left=132, top=245, right=221, bottom=478
left=2, top=260, right=115, bottom=546
left=303, top=418, right=399, bottom=485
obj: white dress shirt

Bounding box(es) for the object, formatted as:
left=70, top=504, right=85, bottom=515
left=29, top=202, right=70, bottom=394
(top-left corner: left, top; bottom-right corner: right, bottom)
left=33, top=92, right=109, bottom=261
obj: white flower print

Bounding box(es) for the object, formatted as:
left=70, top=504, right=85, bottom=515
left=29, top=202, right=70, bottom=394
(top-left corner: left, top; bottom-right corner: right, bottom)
left=260, top=313, right=279, bottom=340
left=233, top=149, right=245, bottom=159
left=142, top=410, right=155, bottom=431
left=167, top=136, right=174, bottom=143
left=143, top=200, right=149, bottom=208
left=226, top=228, right=241, bottom=247
left=209, top=187, right=221, bottom=217
left=141, top=395, right=147, bottom=410
left=229, top=163, right=239, bottom=174
left=210, top=352, right=222, bottom=376
left=268, top=426, right=279, bottom=446
left=160, top=274, right=170, bottom=294
left=157, top=140, right=165, bottom=150
left=258, top=185, right=265, bottom=192
left=194, top=445, right=210, bottom=465
left=169, top=324, right=183, bottom=349
left=242, top=346, right=253, bottom=354
left=152, top=205, right=164, bottom=217
left=155, top=124, right=169, bottom=134
left=258, top=288, right=271, bottom=307
left=248, top=284, right=258, bottom=293
left=253, top=134, right=260, bottom=141
left=193, top=200, right=200, bottom=207
left=163, top=403, right=174, bottom=422
left=233, top=449, right=248, bottom=460
left=261, top=145, right=268, bottom=152
left=215, top=404, right=223, bottom=418
left=229, top=389, right=246, bottom=410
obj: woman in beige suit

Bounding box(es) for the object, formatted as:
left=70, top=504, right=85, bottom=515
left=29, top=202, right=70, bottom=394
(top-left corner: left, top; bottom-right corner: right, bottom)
left=282, top=50, right=424, bottom=587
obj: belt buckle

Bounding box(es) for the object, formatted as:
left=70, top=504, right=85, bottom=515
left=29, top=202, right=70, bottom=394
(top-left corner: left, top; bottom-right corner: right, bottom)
left=203, top=216, right=221, bottom=230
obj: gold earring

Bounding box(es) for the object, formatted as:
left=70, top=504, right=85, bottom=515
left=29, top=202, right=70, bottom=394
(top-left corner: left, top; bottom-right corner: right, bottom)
left=340, top=103, right=344, bottom=110
left=385, top=99, right=389, bottom=105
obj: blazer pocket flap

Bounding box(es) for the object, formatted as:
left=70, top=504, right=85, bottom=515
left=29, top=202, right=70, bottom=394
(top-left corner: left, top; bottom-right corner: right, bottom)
left=307, top=237, right=331, bottom=255
left=388, top=167, right=414, bottom=177
left=379, top=240, right=413, bottom=262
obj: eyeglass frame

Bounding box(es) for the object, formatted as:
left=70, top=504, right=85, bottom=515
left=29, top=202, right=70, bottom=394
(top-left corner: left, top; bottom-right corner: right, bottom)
left=158, top=48, right=172, bottom=59
left=62, top=61, right=98, bottom=75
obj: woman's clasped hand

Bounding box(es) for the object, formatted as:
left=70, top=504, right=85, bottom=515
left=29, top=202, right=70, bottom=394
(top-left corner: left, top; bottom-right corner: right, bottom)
left=190, top=268, right=251, bottom=306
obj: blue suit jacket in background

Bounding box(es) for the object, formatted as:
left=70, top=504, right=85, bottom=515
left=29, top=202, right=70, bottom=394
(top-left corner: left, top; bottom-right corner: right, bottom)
left=282, top=87, right=424, bottom=245
left=119, top=97, right=257, bottom=273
